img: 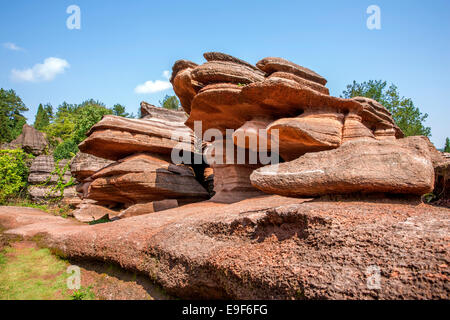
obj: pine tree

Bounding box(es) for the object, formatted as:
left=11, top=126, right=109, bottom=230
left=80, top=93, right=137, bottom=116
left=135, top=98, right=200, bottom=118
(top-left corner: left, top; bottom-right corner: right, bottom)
left=34, top=104, right=44, bottom=130
left=444, top=137, right=450, bottom=153
left=0, top=88, right=28, bottom=143
left=34, top=103, right=52, bottom=131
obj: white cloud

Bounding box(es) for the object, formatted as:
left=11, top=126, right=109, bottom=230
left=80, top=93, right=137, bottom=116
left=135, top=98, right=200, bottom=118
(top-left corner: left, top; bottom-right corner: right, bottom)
left=3, top=42, right=24, bottom=51
left=134, top=71, right=172, bottom=94
left=162, top=70, right=171, bottom=80
left=11, top=57, right=70, bottom=82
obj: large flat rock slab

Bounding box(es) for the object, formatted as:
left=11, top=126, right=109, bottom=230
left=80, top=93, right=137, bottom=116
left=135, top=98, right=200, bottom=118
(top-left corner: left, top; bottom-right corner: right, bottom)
left=0, top=206, right=84, bottom=238
left=0, top=198, right=448, bottom=299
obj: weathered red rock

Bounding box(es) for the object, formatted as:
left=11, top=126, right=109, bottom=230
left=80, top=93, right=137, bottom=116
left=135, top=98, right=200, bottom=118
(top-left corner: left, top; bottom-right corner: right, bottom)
left=27, top=155, right=73, bottom=202
left=60, top=186, right=82, bottom=208
left=28, top=185, right=77, bottom=203
left=170, top=59, right=198, bottom=83
left=87, top=153, right=208, bottom=206
left=205, top=139, right=264, bottom=203
left=70, top=152, right=113, bottom=182
left=73, top=201, right=119, bottom=223
left=267, top=112, right=344, bottom=161
left=28, top=155, right=56, bottom=184
left=351, top=97, right=403, bottom=139
left=185, top=75, right=401, bottom=155
left=268, top=71, right=329, bottom=95
left=203, top=52, right=263, bottom=74
left=1, top=197, right=448, bottom=299
left=140, top=101, right=186, bottom=121
left=173, top=53, right=431, bottom=198
left=232, top=118, right=273, bottom=152
left=118, top=200, right=179, bottom=219
left=9, top=124, right=48, bottom=156
left=79, top=115, right=195, bottom=161
left=256, top=57, right=327, bottom=85
left=251, top=137, right=435, bottom=197
left=170, top=60, right=201, bottom=114
left=191, top=61, right=265, bottom=85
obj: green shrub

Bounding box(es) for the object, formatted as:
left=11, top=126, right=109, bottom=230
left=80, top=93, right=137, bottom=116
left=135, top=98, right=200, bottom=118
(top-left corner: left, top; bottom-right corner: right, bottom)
left=53, top=139, right=78, bottom=161
left=39, top=159, right=75, bottom=201
left=0, top=149, right=32, bottom=204
left=71, top=286, right=96, bottom=300
left=72, top=104, right=112, bottom=144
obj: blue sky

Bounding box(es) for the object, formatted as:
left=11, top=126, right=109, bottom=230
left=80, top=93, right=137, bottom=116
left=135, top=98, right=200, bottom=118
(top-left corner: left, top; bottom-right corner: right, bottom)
left=0, top=0, right=449, bottom=147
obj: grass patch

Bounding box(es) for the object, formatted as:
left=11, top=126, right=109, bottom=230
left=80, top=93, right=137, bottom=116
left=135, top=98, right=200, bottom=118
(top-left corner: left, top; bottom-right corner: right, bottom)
left=3, top=197, right=74, bottom=219
left=0, top=246, right=78, bottom=300
left=4, top=198, right=48, bottom=212
left=0, top=252, right=6, bottom=266
left=71, top=286, right=95, bottom=300
left=88, top=216, right=110, bottom=225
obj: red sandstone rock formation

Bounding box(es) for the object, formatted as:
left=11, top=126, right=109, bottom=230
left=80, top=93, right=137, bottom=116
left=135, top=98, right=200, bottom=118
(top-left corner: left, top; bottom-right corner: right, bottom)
left=27, top=155, right=73, bottom=203
left=72, top=201, right=119, bottom=223
left=118, top=199, right=178, bottom=219
left=86, top=153, right=208, bottom=206
left=171, top=52, right=437, bottom=198
left=78, top=115, right=195, bottom=161
left=75, top=103, right=208, bottom=219
left=251, top=137, right=435, bottom=197
left=70, top=152, right=113, bottom=183
left=1, top=198, right=448, bottom=299
left=9, top=124, right=48, bottom=156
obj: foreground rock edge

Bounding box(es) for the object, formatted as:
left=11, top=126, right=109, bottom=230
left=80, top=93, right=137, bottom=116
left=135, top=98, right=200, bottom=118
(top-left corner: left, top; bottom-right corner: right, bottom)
left=0, top=197, right=448, bottom=300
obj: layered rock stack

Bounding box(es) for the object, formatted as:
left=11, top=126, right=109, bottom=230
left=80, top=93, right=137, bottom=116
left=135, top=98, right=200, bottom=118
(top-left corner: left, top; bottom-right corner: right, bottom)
left=28, top=155, right=77, bottom=203
left=171, top=52, right=439, bottom=199
left=74, top=102, right=209, bottom=220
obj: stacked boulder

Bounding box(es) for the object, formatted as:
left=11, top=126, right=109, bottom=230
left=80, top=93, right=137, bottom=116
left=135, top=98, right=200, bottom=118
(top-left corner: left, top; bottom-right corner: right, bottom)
left=171, top=52, right=440, bottom=200
left=69, top=152, right=115, bottom=222
left=7, top=124, right=49, bottom=156
left=73, top=102, right=209, bottom=220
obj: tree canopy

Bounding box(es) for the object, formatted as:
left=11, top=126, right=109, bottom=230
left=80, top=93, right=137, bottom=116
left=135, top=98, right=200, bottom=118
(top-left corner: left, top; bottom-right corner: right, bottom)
left=341, top=80, right=431, bottom=137
left=42, top=100, right=112, bottom=160
left=0, top=88, right=29, bottom=143
left=444, top=137, right=450, bottom=153
left=33, top=103, right=53, bottom=131
left=159, top=95, right=180, bottom=110
left=112, top=104, right=130, bottom=117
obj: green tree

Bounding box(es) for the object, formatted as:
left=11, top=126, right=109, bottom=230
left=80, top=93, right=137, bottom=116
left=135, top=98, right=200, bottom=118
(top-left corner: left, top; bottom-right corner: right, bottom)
left=112, top=104, right=130, bottom=117
left=43, top=100, right=112, bottom=155
left=72, top=104, right=112, bottom=144
left=43, top=108, right=77, bottom=146
left=341, top=80, right=431, bottom=137
left=0, top=89, right=29, bottom=143
left=55, top=101, right=79, bottom=117
left=159, top=95, right=180, bottom=110
left=79, top=99, right=106, bottom=108
left=33, top=103, right=53, bottom=131
left=444, top=137, right=450, bottom=153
